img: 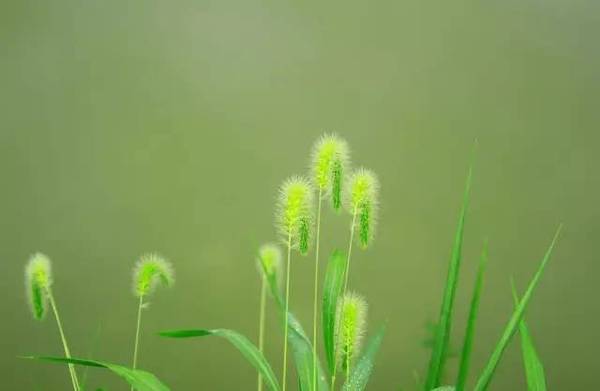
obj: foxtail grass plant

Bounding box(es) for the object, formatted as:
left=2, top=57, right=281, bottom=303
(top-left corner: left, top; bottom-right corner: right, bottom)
left=275, top=176, right=314, bottom=391
left=131, top=254, right=174, bottom=391
left=25, top=253, right=81, bottom=391
left=337, top=292, right=367, bottom=381
left=256, top=244, right=283, bottom=391
left=23, top=136, right=565, bottom=391
left=310, top=134, right=350, bottom=391
left=331, top=168, right=379, bottom=389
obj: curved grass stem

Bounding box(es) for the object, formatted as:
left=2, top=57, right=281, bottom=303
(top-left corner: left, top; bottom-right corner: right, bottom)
left=312, top=190, right=323, bottom=391
left=131, top=295, right=144, bottom=391
left=282, top=232, right=292, bottom=391
left=258, top=277, right=267, bottom=391
left=47, top=289, right=80, bottom=391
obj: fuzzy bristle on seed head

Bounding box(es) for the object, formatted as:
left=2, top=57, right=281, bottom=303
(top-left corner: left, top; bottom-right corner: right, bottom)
left=132, top=254, right=175, bottom=298
left=311, top=134, right=350, bottom=211
left=275, top=176, right=314, bottom=255
left=346, top=168, right=380, bottom=249
left=25, top=252, right=52, bottom=320
left=257, top=243, right=283, bottom=281
left=337, top=292, right=368, bottom=372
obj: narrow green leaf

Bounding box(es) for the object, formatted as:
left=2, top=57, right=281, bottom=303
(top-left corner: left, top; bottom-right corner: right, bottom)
left=263, top=258, right=330, bottom=391
left=455, top=240, right=488, bottom=391
left=286, top=313, right=330, bottom=391
left=511, top=283, right=547, bottom=391
left=342, top=324, right=385, bottom=391
left=322, top=249, right=347, bottom=375
left=473, top=226, right=561, bottom=391
left=424, top=161, right=473, bottom=390
left=23, top=356, right=170, bottom=391
left=432, top=387, right=456, bottom=391
left=159, top=328, right=280, bottom=391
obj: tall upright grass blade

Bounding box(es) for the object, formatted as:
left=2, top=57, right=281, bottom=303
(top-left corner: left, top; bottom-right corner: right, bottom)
left=424, top=161, right=473, bottom=390
left=322, top=250, right=347, bottom=375
left=24, top=356, right=170, bottom=391
left=287, top=314, right=329, bottom=391
left=455, top=240, right=488, bottom=391
left=342, top=324, right=385, bottom=391
left=473, top=226, right=561, bottom=391
left=159, top=329, right=280, bottom=391
left=511, top=283, right=547, bottom=391
left=263, top=258, right=329, bottom=390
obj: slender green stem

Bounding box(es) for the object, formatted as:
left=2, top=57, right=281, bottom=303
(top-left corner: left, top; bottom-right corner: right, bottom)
left=282, top=232, right=292, bottom=391
left=47, top=289, right=80, bottom=391
left=131, top=295, right=144, bottom=391
left=258, top=277, right=267, bottom=391
left=331, top=207, right=358, bottom=390
left=312, top=190, right=323, bottom=391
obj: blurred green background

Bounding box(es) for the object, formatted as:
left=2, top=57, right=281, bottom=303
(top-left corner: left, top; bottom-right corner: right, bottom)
left=1, top=0, right=598, bottom=389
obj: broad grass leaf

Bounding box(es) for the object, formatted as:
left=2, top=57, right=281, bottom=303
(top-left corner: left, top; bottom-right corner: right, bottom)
left=159, top=329, right=280, bottom=391
left=24, top=356, right=169, bottom=391
left=263, top=259, right=330, bottom=390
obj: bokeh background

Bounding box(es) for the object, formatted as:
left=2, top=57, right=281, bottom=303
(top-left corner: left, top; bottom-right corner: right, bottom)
left=1, top=0, right=599, bottom=389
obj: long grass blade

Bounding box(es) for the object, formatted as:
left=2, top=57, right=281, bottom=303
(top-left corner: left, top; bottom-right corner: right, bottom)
left=424, top=161, right=473, bottom=390
left=342, top=324, right=386, bottom=391
left=473, top=226, right=561, bottom=391
left=455, top=240, right=488, bottom=391
left=511, top=283, right=547, bottom=391
left=263, top=259, right=330, bottom=391
left=322, top=250, right=347, bottom=375
left=159, top=329, right=280, bottom=391
left=23, top=356, right=170, bottom=391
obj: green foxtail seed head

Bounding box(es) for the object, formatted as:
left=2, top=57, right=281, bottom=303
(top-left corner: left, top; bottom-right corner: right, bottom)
left=132, top=254, right=175, bottom=298
left=337, top=292, right=368, bottom=372
left=25, top=252, right=52, bottom=320
left=346, top=168, right=379, bottom=249
left=256, top=243, right=283, bottom=284
left=276, top=176, right=314, bottom=255
left=311, top=134, right=350, bottom=211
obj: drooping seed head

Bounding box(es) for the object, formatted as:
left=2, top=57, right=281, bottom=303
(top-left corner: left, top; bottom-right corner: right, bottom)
left=346, top=168, right=379, bottom=249
left=276, top=176, right=314, bottom=255
left=256, top=243, right=283, bottom=282
left=311, top=134, right=350, bottom=211
left=132, top=254, right=175, bottom=298
left=25, top=252, right=53, bottom=320
left=337, top=292, right=368, bottom=372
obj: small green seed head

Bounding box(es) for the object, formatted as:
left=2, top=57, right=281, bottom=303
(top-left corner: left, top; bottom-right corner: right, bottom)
left=311, top=134, right=350, bottom=211
left=256, top=243, right=283, bottom=282
left=25, top=253, right=53, bottom=320
left=132, top=254, right=175, bottom=298
left=276, top=176, right=314, bottom=255
left=346, top=168, right=379, bottom=249
left=337, top=292, right=368, bottom=372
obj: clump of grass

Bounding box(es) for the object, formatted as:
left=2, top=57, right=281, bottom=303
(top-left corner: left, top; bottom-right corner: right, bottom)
left=23, top=135, right=563, bottom=391
left=25, top=253, right=81, bottom=391
left=131, top=254, right=174, bottom=390
left=275, top=176, right=314, bottom=391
